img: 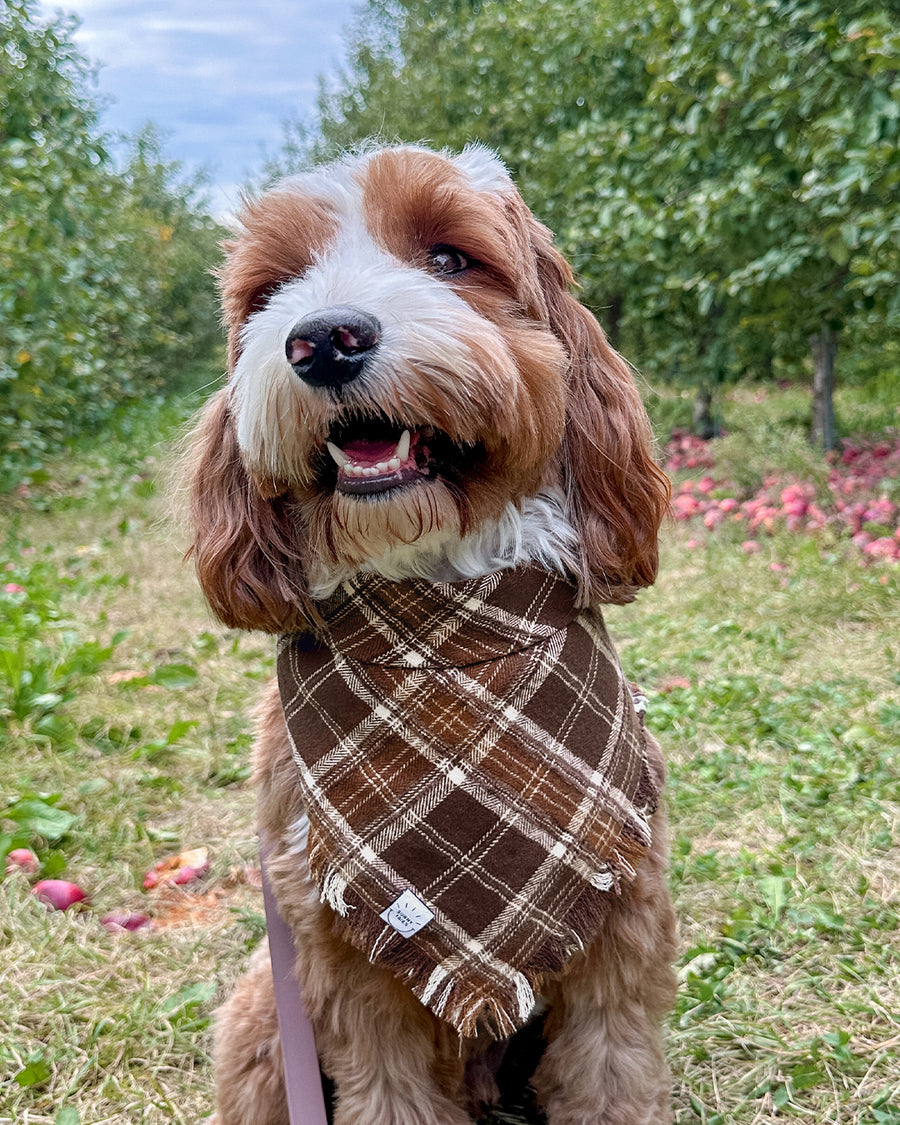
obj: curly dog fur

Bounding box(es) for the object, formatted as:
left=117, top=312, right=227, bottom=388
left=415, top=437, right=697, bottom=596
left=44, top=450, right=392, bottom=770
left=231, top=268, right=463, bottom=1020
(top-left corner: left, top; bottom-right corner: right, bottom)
left=187, top=144, right=677, bottom=1125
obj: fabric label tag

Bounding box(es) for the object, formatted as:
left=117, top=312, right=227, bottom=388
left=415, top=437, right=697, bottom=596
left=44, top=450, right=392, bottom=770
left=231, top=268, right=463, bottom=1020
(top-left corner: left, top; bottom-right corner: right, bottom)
left=380, top=889, right=435, bottom=938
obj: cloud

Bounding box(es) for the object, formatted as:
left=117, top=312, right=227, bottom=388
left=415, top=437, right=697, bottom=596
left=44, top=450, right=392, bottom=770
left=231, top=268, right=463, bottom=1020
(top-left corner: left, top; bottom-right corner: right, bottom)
left=38, top=0, right=358, bottom=193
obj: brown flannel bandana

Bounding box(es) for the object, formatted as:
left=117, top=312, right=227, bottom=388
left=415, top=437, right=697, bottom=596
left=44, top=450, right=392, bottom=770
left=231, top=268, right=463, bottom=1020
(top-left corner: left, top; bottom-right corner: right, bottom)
left=277, top=565, right=662, bottom=1038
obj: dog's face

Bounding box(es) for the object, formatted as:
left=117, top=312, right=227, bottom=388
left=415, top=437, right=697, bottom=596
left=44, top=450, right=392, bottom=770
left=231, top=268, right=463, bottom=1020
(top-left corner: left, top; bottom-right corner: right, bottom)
left=225, top=146, right=568, bottom=565
left=188, top=145, right=669, bottom=632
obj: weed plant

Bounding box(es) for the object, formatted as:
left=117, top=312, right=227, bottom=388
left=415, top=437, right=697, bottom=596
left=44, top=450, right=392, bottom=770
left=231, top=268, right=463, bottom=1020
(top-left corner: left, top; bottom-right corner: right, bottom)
left=1, top=385, right=898, bottom=1124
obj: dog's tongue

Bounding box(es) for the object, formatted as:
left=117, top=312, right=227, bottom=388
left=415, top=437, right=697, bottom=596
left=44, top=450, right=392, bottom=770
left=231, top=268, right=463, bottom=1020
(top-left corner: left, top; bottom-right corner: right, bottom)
left=341, top=438, right=398, bottom=466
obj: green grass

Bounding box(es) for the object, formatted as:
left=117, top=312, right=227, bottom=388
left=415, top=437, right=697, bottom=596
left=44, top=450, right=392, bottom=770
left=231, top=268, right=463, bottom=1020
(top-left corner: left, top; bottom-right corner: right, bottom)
left=1, top=385, right=898, bottom=1124
left=606, top=538, right=900, bottom=1124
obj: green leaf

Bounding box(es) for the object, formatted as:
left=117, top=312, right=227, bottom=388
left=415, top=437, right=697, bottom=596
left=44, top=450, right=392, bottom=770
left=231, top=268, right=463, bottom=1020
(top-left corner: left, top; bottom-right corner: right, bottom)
left=760, top=875, right=788, bottom=920
left=161, top=982, right=217, bottom=1026
left=791, top=1062, right=824, bottom=1093
left=41, top=851, right=68, bottom=877
left=773, top=1081, right=792, bottom=1109
left=4, top=798, right=76, bottom=841
left=14, top=1052, right=51, bottom=1088
left=28, top=691, right=66, bottom=711
left=162, top=982, right=218, bottom=1014
left=55, top=1109, right=80, bottom=1125
left=149, top=663, right=198, bottom=689
left=166, top=719, right=199, bottom=743
left=697, top=286, right=715, bottom=317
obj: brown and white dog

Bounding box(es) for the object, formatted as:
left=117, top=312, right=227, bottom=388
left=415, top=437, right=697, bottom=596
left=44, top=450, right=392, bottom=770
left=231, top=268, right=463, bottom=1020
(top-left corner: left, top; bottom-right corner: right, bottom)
left=188, top=144, right=676, bottom=1125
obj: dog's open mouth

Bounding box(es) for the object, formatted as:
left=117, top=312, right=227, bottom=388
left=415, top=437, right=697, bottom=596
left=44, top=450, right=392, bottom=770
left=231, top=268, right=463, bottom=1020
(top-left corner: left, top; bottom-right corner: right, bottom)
left=324, top=413, right=469, bottom=497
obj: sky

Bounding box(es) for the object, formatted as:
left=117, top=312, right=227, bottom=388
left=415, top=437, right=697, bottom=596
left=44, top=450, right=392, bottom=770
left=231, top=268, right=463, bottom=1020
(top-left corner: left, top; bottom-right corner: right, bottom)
left=36, top=0, right=360, bottom=215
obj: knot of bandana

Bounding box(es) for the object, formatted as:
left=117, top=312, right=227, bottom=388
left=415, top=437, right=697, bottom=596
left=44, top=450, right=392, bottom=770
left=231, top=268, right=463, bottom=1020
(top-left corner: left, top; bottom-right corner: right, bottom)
left=277, top=565, right=661, bottom=1038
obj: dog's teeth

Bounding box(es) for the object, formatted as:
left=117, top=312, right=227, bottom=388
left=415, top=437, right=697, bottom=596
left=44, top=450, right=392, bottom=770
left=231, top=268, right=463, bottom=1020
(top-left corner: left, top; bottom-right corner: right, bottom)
left=329, top=435, right=410, bottom=482
left=326, top=441, right=348, bottom=468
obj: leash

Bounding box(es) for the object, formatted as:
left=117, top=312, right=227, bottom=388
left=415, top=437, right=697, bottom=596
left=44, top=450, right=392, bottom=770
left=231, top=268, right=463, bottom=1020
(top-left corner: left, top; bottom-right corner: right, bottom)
left=260, top=836, right=329, bottom=1125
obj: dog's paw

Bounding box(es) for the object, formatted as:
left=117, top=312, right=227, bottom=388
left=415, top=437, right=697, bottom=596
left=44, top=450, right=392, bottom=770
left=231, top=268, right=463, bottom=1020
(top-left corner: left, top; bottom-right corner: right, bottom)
left=333, top=1098, right=472, bottom=1125
left=543, top=1098, right=673, bottom=1125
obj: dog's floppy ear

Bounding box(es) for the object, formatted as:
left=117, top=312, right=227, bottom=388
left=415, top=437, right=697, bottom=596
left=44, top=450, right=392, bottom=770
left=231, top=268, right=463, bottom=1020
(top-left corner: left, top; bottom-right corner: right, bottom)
left=511, top=198, right=670, bottom=605
left=185, top=389, right=316, bottom=633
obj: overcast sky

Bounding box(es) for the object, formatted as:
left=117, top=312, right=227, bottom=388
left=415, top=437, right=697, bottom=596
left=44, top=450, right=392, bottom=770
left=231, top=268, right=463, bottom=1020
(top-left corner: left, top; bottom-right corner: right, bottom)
left=37, top=0, right=360, bottom=214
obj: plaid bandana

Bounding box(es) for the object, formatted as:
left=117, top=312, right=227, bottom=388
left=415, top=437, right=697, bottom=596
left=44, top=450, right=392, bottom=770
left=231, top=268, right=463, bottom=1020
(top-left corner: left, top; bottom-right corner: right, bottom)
left=277, top=565, right=662, bottom=1038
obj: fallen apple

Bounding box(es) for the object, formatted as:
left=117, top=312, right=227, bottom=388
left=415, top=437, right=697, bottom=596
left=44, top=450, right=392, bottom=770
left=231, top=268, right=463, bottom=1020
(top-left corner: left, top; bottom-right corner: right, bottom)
left=143, top=846, right=210, bottom=890
left=5, top=848, right=39, bottom=875
left=32, top=879, right=89, bottom=911
left=101, top=910, right=153, bottom=933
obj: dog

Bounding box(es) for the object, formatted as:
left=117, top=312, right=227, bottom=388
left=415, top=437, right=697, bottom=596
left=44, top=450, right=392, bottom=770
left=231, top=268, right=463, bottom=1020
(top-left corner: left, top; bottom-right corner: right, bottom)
left=187, top=144, right=677, bottom=1125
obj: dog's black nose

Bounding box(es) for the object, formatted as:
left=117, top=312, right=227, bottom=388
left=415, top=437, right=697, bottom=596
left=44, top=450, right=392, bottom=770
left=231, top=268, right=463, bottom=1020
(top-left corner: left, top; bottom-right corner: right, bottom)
left=285, top=307, right=381, bottom=389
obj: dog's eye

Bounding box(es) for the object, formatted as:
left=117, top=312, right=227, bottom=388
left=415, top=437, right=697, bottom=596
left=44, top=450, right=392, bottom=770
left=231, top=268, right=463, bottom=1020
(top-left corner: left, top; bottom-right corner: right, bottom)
left=429, top=245, right=469, bottom=276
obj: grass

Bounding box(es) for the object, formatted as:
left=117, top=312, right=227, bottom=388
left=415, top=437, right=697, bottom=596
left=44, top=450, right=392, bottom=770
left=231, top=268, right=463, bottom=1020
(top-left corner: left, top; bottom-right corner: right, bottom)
left=607, top=540, right=900, bottom=1124
left=1, top=384, right=898, bottom=1125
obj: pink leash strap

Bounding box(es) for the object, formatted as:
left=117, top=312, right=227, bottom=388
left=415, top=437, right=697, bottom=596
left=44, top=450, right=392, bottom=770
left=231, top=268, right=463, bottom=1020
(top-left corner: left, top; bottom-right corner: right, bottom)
left=260, top=836, right=329, bottom=1125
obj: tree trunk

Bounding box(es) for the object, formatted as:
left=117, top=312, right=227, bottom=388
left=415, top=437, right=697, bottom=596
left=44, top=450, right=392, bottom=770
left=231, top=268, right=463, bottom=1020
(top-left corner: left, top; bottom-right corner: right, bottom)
left=694, top=299, right=726, bottom=439
left=693, top=385, right=716, bottom=440
left=810, top=324, right=838, bottom=450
